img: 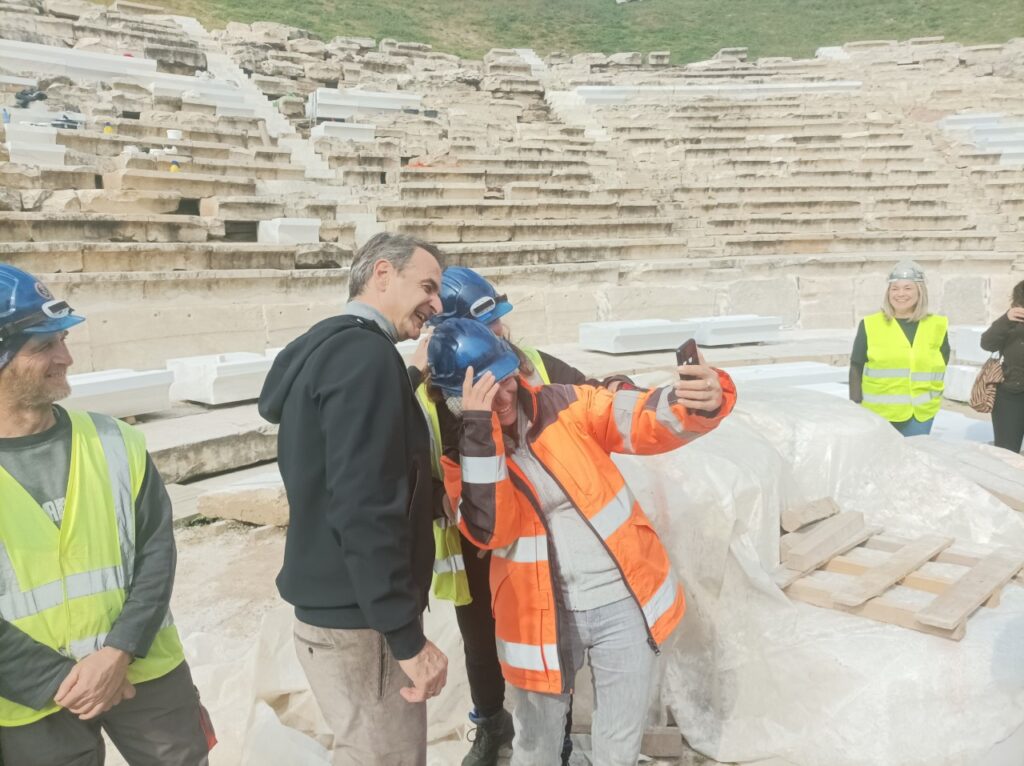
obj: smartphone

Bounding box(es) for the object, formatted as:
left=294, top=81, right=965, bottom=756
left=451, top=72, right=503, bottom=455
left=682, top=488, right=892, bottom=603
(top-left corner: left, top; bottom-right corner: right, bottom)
left=675, top=338, right=699, bottom=380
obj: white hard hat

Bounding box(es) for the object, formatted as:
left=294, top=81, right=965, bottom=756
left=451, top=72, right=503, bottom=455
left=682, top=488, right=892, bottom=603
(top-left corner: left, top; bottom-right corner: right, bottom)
left=888, top=260, right=925, bottom=283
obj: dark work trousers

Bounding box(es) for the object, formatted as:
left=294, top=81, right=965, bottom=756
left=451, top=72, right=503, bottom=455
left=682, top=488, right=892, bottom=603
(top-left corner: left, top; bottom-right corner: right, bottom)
left=0, top=662, right=209, bottom=766
left=992, top=384, right=1024, bottom=454
left=455, top=532, right=573, bottom=738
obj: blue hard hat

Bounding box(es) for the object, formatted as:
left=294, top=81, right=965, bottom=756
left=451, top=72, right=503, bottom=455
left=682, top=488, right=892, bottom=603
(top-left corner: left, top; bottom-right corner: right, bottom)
left=0, top=264, right=84, bottom=345
left=428, top=267, right=513, bottom=327
left=428, top=318, right=519, bottom=396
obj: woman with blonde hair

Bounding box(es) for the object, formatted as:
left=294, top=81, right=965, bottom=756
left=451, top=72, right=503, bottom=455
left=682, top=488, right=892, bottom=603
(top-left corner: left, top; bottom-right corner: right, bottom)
left=848, top=260, right=950, bottom=435
left=981, top=279, right=1024, bottom=452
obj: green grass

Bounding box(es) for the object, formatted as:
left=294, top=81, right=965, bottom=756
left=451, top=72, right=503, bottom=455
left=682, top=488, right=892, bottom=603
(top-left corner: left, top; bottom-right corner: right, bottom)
left=151, top=0, right=1023, bottom=63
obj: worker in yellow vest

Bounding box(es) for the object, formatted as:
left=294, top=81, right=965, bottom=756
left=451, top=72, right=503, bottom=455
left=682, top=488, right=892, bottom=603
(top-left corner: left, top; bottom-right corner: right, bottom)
left=848, top=260, right=949, bottom=436
left=0, top=265, right=211, bottom=765
left=408, top=267, right=631, bottom=766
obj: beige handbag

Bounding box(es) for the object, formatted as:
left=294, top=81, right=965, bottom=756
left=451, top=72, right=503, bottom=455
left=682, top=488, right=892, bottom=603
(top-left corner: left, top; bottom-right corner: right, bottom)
left=969, top=354, right=1004, bottom=413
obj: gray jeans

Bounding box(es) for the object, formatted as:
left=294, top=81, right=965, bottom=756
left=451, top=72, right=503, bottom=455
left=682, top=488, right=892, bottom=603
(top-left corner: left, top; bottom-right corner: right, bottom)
left=0, top=661, right=209, bottom=766
left=293, top=619, right=426, bottom=766
left=509, top=597, right=658, bottom=766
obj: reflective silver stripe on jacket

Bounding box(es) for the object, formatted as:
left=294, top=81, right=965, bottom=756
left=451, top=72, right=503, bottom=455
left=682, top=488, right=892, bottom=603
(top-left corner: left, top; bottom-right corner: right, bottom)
left=641, top=572, right=678, bottom=629
left=460, top=454, right=508, bottom=484
left=611, top=389, right=643, bottom=453
left=68, top=609, right=175, bottom=660
left=862, top=390, right=943, bottom=405
left=495, top=638, right=560, bottom=673
left=433, top=555, right=465, bottom=575
left=493, top=534, right=549, bottom=564
left=90, top=413, right=136, bottom=591
left=588, top=485, right=634, bottom=541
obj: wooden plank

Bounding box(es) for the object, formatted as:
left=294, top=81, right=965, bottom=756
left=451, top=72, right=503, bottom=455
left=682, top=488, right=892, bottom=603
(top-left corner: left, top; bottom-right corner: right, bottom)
left=786, top=577, right=965, bottom=640
left=915, top=548, right=1024, bottom=630
left=831, top=535, right=954, bottom=607
left=783, top=511, right=867, bottom=572
left=781, top=497, right=840, bottom=533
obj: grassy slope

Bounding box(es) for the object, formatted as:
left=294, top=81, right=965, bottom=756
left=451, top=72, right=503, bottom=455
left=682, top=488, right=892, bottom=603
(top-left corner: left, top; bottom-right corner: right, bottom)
left=151, top=0, right=1024, bottom=63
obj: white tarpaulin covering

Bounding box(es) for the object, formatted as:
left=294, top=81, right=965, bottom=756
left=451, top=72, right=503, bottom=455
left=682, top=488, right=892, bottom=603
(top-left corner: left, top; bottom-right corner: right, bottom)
left=176, top=389, right=1024, bottom=766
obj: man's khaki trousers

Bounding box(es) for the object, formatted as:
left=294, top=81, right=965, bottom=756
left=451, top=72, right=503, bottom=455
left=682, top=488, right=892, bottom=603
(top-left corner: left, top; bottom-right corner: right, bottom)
left=294, top=619, right=427, bottom=766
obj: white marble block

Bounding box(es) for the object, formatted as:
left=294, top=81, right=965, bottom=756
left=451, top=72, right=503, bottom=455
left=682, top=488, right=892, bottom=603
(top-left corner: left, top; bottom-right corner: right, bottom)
left=167, top=352, right=273, bottom=405
left=944, top=364, right=981, bottom=403
left=692, top=314, right=782, bottom=347
left=65, top=369, right=173, bottom=418
left=257, top=218, right=321, bottom=245
left=7, top=143, right=66, bottom=166
left=578, top=319, right=699, bottom=354
left=307, top=88, right=422, bottom=121
left=949, top=325, right=989, bottom=364
left=724, top=362, right=848, bottom=388
left=311, top=122, right=377, bottom=142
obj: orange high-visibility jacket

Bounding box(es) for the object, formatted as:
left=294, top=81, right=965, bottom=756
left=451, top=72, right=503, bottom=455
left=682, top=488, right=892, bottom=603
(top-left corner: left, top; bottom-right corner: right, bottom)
left=441, top=373, right=737, bottom=694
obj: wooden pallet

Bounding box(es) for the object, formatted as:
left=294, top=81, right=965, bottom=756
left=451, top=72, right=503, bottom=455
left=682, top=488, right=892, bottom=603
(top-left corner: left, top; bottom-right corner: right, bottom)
left=775, top=511, right=1024, bottom=640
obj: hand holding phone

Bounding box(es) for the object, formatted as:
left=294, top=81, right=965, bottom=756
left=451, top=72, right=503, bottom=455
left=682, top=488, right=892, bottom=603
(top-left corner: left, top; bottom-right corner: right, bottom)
left=675, top=338, right=699, bottom=380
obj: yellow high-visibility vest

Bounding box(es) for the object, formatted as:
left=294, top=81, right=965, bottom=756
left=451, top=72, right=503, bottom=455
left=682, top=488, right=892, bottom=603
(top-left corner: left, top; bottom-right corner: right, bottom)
left=861, top=312, right=948, bottom=423
left=0, top=410, right=185, bottom=726
left=420, top=346, right=550, bottom=605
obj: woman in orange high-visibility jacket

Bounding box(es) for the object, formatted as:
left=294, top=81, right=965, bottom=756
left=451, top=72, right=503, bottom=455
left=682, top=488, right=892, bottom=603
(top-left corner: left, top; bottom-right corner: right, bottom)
left=428, top=319, right=737, bottom=766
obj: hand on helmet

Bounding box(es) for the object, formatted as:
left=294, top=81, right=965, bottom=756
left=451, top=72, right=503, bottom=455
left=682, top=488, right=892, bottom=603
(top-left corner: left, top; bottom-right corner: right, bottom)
left=462, top=367, right=499, bottom=412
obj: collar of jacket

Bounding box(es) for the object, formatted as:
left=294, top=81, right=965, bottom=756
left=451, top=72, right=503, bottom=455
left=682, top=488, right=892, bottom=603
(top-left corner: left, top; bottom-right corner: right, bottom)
left=342, top=300, right=398, bottom=343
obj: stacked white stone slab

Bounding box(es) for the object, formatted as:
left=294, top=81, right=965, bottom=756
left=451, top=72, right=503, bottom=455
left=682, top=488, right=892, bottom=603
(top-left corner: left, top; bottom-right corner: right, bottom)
left=64, top=369, right=174, bottom=418
left=167, top=352, right=273, bottom=405
left=578, top=319, right=699, bottom=354
left=944, top=364, right=981, bottom=403
left=692, top=315, right=782, bottom=347
left=572, top=81, right=862, bottom=105
left=940, top=112, right=1024, bottom=165
left=310, top=122, right=376, bottom=142
left=307, top=88, right=422, bottom=121
left=724, top=362, right=847, bottom=388
left=4, top=122, right=66, bottom=166
left=949, top=325, right=990, bottom=364
left=579, top=315, right=782, bottom=353
left=258, top=218, right=321, bottom=244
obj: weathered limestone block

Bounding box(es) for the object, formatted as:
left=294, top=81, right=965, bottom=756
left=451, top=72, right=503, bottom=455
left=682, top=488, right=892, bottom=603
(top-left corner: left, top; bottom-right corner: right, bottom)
left=714, top=46, right=748, bottom=61
left=196, top=470, right=287, bottom=526
left=940, top=276, right=990, bottom=324
left=276, top=95, right=305, bottom=117
left=0, top=188, right=20, bottom=211
left=43, top=0, right=91, bottom=19
left=798, top=276, right=856, bottom=330
left=257, top=57, right=305, bottom=79
left=726, top=277, right=799, bottom=326
left=648, top=51, right=670, bottom=66
left=145, top=43, right=207, bottom=75
left=608, top=51, right=642, bottom=66
left=287, top=37, right=326, bottom=57
left=303, top=60, right=343, bottom=83
left=571, top=52, right=607, bottom=67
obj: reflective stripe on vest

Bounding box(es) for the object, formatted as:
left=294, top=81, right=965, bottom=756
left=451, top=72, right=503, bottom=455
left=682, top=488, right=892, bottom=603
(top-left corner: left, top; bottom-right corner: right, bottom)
left=0, top=410, right=185, bottom=727
left=496, top=638, right=561, bottom=673
left=861, top=313, right=947, bottom=423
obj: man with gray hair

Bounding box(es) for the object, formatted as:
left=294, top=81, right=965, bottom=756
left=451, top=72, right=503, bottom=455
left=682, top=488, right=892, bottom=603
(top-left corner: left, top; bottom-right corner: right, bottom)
left=259, top=233, right=448, bottom=765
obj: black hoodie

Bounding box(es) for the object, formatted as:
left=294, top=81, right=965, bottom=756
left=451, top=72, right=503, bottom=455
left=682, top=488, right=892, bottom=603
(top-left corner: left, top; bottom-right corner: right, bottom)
left=258, top=314, right=434, bottom=660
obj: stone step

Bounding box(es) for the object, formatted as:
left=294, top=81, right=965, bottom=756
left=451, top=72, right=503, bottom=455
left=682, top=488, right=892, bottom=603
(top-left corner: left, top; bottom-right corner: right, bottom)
left=27, top=189, right=185, bottom=215
left=720, top=232, right=997, bottom=257
left=399, top=166, right=594, bottom=186
left=121, top=154, right=305, bottom=181
left=53, top=128, right=292, bottom=163
left=678, top=142, right=920, bottom=158
left=440, top=237, right=689, bottom=267
left=676, top=180, right=952, bottom=198
left=701, top=213, right=975, bottom=234
left=324, top=153, right=401, bottom=171
left=95, top=117, right=272, bottom=149
left=688, top=168, right=956, bottom=185
left=0, top=241, right=349, bottom=273
left=376, top=200, right=657, bottom=221
left=679, top=156, right=937, bottom=173
left=693, top=197, right=956, bottom=215
left=0, top=212, right=214, bottom=243
left=199, top=196, right=346, bottom=223
left=398, top=182, right=488, bottom=200
left=1, top=164, right=98, bottom=190
left=103, top=169, right=257, bottom=196
left=139, top=402, right=278, bottom=485
left=388, top=216, right=674, bottom=243
left=450, top=154, right=603, bottom=171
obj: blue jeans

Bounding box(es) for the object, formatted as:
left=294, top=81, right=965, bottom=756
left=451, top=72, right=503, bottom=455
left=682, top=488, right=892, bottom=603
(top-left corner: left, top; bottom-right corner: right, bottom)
left=508, top=597, right=659, bottom=766
left=892, top=417, right=934, bottom=436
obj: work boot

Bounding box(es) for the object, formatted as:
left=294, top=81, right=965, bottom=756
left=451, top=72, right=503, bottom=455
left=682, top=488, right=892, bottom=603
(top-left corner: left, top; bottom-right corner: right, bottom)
left=462, top=708, right=514, bottom=766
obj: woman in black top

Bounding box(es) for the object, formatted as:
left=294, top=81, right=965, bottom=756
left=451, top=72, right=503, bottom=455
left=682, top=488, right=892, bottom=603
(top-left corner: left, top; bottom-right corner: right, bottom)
left=981, top=280, right=1024, bottom=453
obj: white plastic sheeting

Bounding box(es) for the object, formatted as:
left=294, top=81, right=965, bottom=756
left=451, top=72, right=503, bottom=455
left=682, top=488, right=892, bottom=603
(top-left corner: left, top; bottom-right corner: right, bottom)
left=614, top=388, right=1024, bottom=766
left=177, top=389, right=1023, bottom=766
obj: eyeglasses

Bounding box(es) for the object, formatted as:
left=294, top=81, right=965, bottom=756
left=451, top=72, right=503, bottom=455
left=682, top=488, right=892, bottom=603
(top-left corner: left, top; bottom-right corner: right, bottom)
left=0, top=300, right=73, bottom=344
left=469, top=293, right=507, bottom=319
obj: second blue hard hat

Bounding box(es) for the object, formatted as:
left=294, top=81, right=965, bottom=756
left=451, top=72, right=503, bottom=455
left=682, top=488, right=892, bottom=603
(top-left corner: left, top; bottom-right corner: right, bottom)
left=428, top=318, right=519, bottom=396
left=0, top=264, right=84, bottom=345
left=429, top=267, right=513, bottom=327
